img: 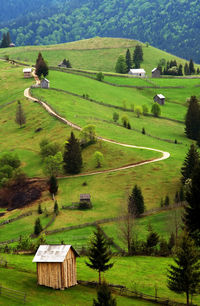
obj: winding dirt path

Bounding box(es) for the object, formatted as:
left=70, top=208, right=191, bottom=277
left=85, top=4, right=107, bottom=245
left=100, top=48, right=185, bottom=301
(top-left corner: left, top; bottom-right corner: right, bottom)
left=24, top=88, right=170, bottom=177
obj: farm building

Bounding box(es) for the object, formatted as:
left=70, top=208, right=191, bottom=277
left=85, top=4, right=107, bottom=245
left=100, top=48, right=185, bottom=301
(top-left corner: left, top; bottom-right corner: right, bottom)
left=80, top=194, right=91, bottom=203
left=128, top=69, right=146, bottom=77
left=23, top=68, right=32, bottom=78
left=152, top=68, right=160, bottom=78
left=32, top=245, right=79, bottom=289
left=41, top=78, right=50, bottom=88
left=9, top=43, right=15, bottom=47
left=154, top=94, right=165, bottom=105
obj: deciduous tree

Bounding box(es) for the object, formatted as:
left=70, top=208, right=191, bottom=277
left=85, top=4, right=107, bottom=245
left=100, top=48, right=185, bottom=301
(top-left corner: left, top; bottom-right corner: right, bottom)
left=15, top=100, right=26, bottom=127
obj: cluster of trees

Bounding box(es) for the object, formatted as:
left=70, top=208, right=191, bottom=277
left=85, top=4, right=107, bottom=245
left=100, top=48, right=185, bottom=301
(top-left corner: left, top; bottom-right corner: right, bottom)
left=61, top=58, right=72, bottom=68
left=2, top=0, right=200, bottom=63
left=185, top=96, right=200, bottom=141
left=35, top=52, right=49, bottom=79
left=157, top=59, right=198, bottom=76
left=115, top=45, right=143, bottom=73
left=0, top=32, right=11, bottom=48
left=0, top=153, right=22, bottom=187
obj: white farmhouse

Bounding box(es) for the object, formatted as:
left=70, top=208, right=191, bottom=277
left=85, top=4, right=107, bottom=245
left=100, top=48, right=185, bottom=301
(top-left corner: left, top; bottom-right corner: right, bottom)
left=128, top=69, right=146, bottom=77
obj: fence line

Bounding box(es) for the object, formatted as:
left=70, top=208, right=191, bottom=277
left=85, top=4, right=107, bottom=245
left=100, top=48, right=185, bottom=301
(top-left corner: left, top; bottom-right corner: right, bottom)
left=0, top=285, right=27, bottom=304
left=0, top=211, right=32, bottom=227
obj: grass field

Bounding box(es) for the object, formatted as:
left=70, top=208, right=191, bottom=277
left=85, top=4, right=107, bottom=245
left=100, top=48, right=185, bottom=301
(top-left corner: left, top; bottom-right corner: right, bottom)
left=0, top=37, right=200, bottom=74
left=0, top=253, right=199, bottom=305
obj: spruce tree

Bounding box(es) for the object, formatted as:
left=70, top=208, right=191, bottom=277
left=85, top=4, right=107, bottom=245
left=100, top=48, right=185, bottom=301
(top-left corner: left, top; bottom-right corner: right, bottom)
left=93, top=281, right=117, bottom=306
left=183, top=164, right=200, bottom=245
left=181, top=144, right=199, bottom=184
left=164, top=195, right=170, bottom=206
left=63, top=132, right=82, bottom=174
left=54, top=200, right=59, bottom=215
left=177, top=64, right=183, bottom=76
left=125, top=48, right=132, bottom=72
left=86, top=226, right=113, bottom=284
left=133, top=45, right=143, bottom=68
left=34, top=218, right=42, bottom=235
left=48, top=175, right=58, bottom=195
left=185, top=96, right=200, bottom=140
left=128, top=185, right=145, bottom=216
left=167, top=232, right=200, bottom=305
left=15, top=100, right=26, bottom=127
left=38, top=204, right=43, bottom=214
left=184, top=63, right=190, bottom=75
left=189, top=59, right=195, bottom=74
left=35, top=52, right=49, bottom=79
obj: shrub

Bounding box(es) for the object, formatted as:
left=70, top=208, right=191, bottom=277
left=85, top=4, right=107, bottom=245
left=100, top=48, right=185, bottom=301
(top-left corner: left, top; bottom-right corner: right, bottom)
left=135, top=106, right=142, bottom=118
left=113, top=112, right=119, bottom=122
left=142, top=105, right=149, bottom=116
left=151, top=103, right=161, bottom=117
left=96, top=72, right=104, bottom=81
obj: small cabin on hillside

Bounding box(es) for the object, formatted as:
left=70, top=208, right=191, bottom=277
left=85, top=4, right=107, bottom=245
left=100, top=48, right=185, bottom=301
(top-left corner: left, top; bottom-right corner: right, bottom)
left=33, top=245, right=79, bottom=289
left=80, top=194, right=91, bottom=203
left=154, top=94, right=165, bottom=105
left=152, top=68, right=160, bottom=78
left=23, top=68, right=32, bottom=78
left=41, top=78, right=50, bottom=88
left=128, top=69, right=146, bottom=77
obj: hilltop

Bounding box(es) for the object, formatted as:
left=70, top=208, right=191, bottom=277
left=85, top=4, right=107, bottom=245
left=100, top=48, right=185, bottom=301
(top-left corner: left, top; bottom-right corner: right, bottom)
left=0, top=37, right=198, bottom=75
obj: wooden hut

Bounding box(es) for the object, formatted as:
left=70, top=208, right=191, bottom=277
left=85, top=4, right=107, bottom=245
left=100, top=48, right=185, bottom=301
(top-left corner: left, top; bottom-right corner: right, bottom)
left=23, top=68, right=32, bottom=78
left=152, top=68, right=160, bottom=78
left=80, top=194, right=91, bottom=203
left=32, top=245, right=79, bottom=289
left=128, top=69, right=146, bottom=77
left=41, top=78, right=50, bottom=88
left=154, top=94, right=165, bottom=105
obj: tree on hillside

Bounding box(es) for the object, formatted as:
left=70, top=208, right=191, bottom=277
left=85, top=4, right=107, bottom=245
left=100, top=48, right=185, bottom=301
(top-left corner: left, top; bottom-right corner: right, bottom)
left=43, top=152, right=63, bottom=177
left=185, top=96, right=200, bottom=140
left=93, top=281, right=117, bottom=306
left=151, top=103, right=161, bottom=117
left=177, top=64, right=183, bottom=76
left=128, top=184, right=145, bottom=216
left=118, top=212, right=135, bottom=255
left=93, top=151, right=104, bottom=168
left=184, top=63, right=190, bottom=75
left=80, top=124, right=97, bottom=145
left=86, top=226, right=113, bottom=284
left=0, top=32, right=11, bottom=48
left=189, top=59, right=195, bottom=74
left=34, top=217, right=42, bottom=235
left=181, top=144, right=200, bottom=184
left=48, top=175, right=58, bottom=196
left=183, top=164, right=200, bottom=245
left=115, top=55, right=127, bottom=74
left=96, top=72, right=104, bottom=81
left=133, top=45, right=143, bottom=68
left=63, top=132, right=82, bottom=174
left=35, top=52, right=49, bottom=79
left=15, top=100, right=26, bottom=127
left=54, top=200, right=59, bottom=215
left=167, top=232, right=200, bottom=305
left=125, top=48, right=132, bottom=72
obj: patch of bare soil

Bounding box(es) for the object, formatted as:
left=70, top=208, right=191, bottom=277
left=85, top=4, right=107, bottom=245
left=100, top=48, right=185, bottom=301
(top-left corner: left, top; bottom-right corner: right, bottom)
left=0, top=180, right=47, bottom=210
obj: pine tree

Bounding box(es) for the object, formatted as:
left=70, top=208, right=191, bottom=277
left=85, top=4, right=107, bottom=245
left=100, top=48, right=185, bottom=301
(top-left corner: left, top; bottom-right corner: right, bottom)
left=133, top=45, right=143, bottom=68
left=48, top=175, right=58, bottom=195
left=125, top=48, right=132, bottom=72
left=189, top=59, right=195, bottom=74
left=181, top=144, right=199, bottom=184
left=164, top=195, right=170, bottom=206
left=86, top=226, right=113, bottom=284
left=6, top=32, right=11, bottom=46
left=63, top=132, right=82, bottom=174
left=146, top=230, right=159, bottom=249
left=15, top=100, right=26, bottom=127
left=167, top=232, right=200, bottom=305
left=177, top=64, right=183, bottom=76
left=38, top=204, right=43, bottom=214
left=128, top=185, right=145, bottom=216
left=35, top=52, right=49, bottom=79
left=54, top=200, right=59, bottom=215
left=184, top=63, right=190, bottom=75
left=93, top=281, right=117, bottom=306
left=168, top=232, right=175, bottom=251
left=34, top=218, right=42, bottom=235
left=183, top=164, right=200, bottom=245
left=174, top=191, right=179, bottom=203
left=185, top=96, right=200, bottom=140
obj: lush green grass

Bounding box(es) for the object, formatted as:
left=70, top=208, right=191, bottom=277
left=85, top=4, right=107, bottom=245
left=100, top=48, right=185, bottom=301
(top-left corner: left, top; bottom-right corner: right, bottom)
left=1, top=254, right=200, bottom=305
left=1, top=37, right=199, bottom=75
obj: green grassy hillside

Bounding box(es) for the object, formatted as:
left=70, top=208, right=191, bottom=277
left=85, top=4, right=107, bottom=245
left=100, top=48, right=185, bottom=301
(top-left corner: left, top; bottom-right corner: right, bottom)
left=1, top=37, right=199, bottom=74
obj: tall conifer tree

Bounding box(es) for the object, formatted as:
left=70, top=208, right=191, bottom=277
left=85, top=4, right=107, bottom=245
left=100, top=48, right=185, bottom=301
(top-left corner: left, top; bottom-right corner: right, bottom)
left=185, top=96, right=200, bottom=140
left=93, top=281, right=117, bottom=306
left=125, top=48, right=132, bottom=72
left=181, top=144, right=199, bottom=184
left=63, top=132, right=82, bottom=174
left=86, top=226, right=113, bottom=284
left=128, top=184, right=145, bottom=216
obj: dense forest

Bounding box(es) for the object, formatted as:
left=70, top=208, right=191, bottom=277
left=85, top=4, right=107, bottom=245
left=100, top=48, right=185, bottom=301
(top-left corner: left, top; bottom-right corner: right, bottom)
left=0, top=0, right=200, bottom=62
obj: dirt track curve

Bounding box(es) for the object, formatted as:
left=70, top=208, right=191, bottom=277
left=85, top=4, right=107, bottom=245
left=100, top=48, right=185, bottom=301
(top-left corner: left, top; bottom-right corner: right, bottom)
left=24, top=87, right=170, bottom=178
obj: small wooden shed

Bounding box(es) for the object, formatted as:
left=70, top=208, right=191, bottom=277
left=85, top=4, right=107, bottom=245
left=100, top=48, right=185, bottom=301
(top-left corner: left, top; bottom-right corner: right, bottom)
left=128, top=69, right=146, bottom=77
left=32, top=245, right=79, bottom=289
left=41, top=78, right=50, bottom=88
left=23, top=68, right=32, bottom=78
left=152, top=68, right=160, bottom=78
left=80, top=193, right=91, bottom=203
left=154, top=94, right=165, bottom=105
